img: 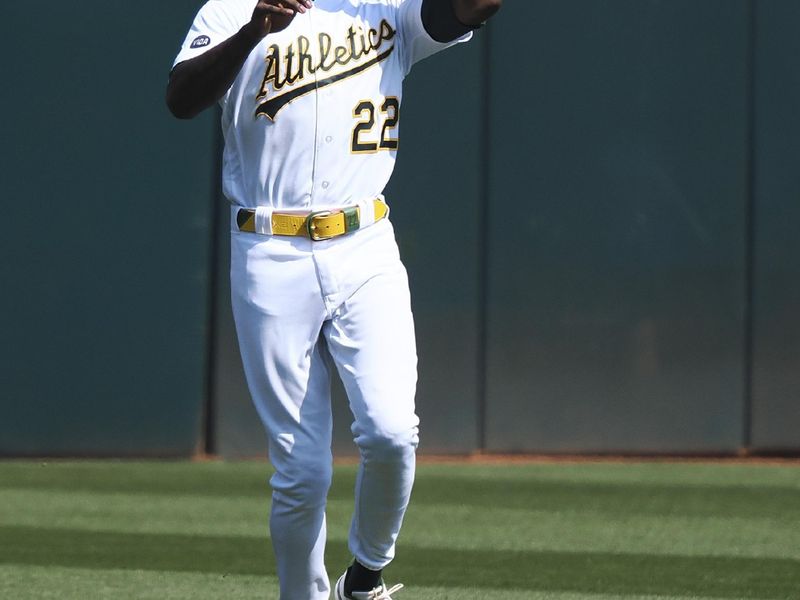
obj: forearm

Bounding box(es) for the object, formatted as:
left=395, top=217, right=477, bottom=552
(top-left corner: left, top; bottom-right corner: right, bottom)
left=166, top=24, right=261, bottom=119
left=452, top=0, right=502, bottom=28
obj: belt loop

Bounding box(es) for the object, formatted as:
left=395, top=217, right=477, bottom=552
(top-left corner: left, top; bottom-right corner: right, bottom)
left=357, top=197, right=376, bottom=226
left=255, top=206, right=273, bottom=235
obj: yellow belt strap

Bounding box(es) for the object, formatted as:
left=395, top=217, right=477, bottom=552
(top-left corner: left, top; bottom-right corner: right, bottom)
left=238, top=199, right=389, bottom=239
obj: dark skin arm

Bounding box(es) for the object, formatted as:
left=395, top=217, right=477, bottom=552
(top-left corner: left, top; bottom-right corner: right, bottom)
left=166, top=0, right=312, bottom=119
left=423, top=0, right=502, bottom=43
left=452, top=0, right=502, bottom=27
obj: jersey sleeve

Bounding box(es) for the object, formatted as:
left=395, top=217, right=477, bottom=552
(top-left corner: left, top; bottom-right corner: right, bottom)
left=172, top=0, right=250, bottom=68
left=397, top=0, right=472, bottom=75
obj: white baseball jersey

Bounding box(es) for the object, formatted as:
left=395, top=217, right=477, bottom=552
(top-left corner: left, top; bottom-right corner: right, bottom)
left=174, top=0, right=470, bottom=212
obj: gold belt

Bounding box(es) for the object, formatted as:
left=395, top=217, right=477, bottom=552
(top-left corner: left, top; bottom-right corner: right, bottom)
left=236, top=199, right=389, bottom=241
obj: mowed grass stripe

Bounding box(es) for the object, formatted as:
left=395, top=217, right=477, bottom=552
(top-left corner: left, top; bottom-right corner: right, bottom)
left=0, top=526, right=798, bottom=598
left=406, top=477, right=800, bottom=518
left=2, top=462, right=799, bottom=520
left=0, top=566, right=279, bottom=600
left=398, top=505, right=800, bottom=559
left=440, top=462, right=800, bottom=488
left=0, top=489, right=268, bottom=538
left=0, top=461, right=270, bottom=497
left=3, top=461, right=800, bottom=490
left=3, top=488, right=799, bottom=560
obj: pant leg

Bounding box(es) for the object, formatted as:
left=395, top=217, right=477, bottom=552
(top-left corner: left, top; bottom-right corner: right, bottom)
left=230, top=231, right=334, bottom=600
left=323, top=252, right=419, bottom=570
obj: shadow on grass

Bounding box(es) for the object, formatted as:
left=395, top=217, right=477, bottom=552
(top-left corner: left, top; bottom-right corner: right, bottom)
left=1, top=526, right=797, bottom=598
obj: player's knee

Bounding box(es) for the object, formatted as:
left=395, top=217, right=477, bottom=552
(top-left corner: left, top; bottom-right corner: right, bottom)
left=270, top=459, right=333, bottom=510
left=357, top=426, right=419, bottom=463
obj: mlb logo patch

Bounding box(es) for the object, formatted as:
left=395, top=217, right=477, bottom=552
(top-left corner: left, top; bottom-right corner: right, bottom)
left=190, top=35, right=211, bottom=49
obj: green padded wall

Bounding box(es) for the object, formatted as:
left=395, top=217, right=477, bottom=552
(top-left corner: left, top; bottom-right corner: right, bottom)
left=485, top=1, right=749, bottom=452
left=0, top=2, right=216, bottom=455
left=751, top=0, right=800, bottom=451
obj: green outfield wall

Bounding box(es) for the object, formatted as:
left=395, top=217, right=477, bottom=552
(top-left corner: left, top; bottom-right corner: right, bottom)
left=2, top=1, right=798, bottom=457
left=485, top=0, right=750, bottom=453
left=0, top=1, right=216, bottom=456
left=750, top=0, right=800, bottom=451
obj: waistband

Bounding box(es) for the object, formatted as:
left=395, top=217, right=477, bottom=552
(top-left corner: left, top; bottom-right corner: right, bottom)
left=231, top=197, right=389, bottom=241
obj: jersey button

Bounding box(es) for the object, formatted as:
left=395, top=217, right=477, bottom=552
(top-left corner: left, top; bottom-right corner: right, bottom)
left=325, top=136, right=333, bottom=143
left=322, top=181, right=330, bottom=189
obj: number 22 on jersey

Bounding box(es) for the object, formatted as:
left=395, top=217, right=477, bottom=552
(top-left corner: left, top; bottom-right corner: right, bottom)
left=351, top=97, right=400, bottom=154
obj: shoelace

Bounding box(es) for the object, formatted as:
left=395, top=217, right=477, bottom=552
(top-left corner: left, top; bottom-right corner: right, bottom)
left=367, top=583, right=404, bottom=599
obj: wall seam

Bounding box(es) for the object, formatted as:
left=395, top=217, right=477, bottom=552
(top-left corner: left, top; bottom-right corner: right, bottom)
left=477, top=23, right=492, bottom=452
left=742, top=0, right=757, bottom=452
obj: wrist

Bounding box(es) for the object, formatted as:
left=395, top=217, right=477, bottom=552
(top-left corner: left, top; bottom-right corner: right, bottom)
left=240, top=19, right=269, bottom=44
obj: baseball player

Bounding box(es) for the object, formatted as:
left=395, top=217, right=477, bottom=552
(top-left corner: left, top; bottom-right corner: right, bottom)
left=167, top=0, right=500, bottom=598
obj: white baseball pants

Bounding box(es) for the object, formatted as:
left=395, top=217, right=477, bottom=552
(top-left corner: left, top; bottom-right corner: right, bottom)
left=230, top=217, right=419, bottom=600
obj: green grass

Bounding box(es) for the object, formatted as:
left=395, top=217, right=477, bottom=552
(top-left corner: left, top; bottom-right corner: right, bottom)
left=1, top=460, right=798, bottom=599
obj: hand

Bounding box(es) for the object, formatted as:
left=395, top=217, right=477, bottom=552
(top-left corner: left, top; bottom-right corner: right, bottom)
left=247, top=0, right=313, bottom=39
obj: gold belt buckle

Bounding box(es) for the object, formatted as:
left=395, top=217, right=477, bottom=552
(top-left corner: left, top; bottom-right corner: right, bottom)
left=307, top=210, right=335, bottom=241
